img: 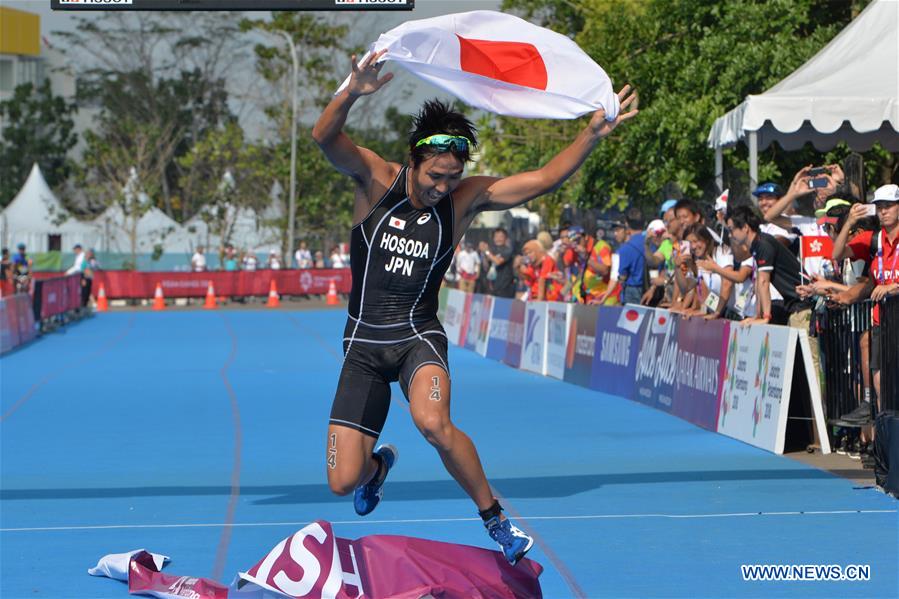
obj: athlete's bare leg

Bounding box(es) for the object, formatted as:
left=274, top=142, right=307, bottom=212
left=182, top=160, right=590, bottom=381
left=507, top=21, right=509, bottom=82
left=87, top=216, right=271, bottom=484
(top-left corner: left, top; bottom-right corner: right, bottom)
left=325, top=424, right=378, bottom=496
left=408, top=364, right=495, bottom=511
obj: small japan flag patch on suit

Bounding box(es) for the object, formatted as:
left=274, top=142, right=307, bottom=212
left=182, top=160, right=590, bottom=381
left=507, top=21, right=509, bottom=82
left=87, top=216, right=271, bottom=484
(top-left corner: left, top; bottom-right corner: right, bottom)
left=389, top=217, right=406, bottom=230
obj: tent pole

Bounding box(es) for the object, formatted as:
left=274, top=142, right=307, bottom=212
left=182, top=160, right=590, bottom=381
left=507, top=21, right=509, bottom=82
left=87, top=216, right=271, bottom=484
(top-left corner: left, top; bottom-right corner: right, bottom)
left=715, top=147, right=723, bottom=193
left=748, top=131, right=758, bottom=199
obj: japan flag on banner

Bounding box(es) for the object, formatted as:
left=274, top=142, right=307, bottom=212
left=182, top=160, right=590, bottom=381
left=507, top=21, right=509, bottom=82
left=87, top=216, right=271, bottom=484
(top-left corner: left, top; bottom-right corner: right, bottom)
left=616, top=306, right=646, bottom=334
left=336, top=10, right=620, bottom=120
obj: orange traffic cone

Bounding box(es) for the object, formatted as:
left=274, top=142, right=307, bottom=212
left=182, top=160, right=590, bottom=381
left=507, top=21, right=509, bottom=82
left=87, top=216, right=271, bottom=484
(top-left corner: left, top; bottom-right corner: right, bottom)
left=203, top=282, right=217, bottom=309
left=266, top=279, right=280, bottom=308
left=152, top=283, right=165, bottom=311
left=326, top=280, right=339, bottom=306
left=96, top=283, right=108, bottom=312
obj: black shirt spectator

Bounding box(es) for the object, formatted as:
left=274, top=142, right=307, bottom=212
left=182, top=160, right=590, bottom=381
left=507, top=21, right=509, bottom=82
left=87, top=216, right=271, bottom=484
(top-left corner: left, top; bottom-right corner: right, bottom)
left=750, top=232, right=810, bottom=314
left=486, top=228, right=516, bottom=298
left=728, top=205, right=813, bottom=325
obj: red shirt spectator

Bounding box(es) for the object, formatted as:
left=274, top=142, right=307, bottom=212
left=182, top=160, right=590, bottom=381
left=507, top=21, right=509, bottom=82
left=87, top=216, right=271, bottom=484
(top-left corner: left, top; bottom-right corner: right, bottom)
left=846, top=185, right=899, bottom=324
left=848, top=228, right=899, bottom=325
left=538, top=254, right=563, bottom=301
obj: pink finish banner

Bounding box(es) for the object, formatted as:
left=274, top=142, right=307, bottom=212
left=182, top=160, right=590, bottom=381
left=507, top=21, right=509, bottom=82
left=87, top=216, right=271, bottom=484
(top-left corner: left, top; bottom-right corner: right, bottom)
left=92, top=520, right=542, bottom=598
left=92, top=270, right=352, bottom=299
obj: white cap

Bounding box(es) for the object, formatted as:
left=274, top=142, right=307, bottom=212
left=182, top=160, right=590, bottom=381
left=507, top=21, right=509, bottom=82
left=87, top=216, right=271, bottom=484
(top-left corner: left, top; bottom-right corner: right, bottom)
left=872, top=184, right=899, bottom=203
left=646, top=219, right=666, bottom=235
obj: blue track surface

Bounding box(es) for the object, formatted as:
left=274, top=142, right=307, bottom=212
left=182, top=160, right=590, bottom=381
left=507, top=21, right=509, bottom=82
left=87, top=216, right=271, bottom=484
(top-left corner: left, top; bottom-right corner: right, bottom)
left=1, top=310, right=896, bottom=598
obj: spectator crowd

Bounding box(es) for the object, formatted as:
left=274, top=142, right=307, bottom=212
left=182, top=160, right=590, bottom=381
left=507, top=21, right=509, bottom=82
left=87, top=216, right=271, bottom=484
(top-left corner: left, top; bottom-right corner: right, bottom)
left=444, top=166, right=899, bottom=466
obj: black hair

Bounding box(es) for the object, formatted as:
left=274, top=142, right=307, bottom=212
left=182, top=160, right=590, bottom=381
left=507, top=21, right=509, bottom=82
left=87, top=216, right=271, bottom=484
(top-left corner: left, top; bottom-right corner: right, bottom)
left=625, top=207, right=644, bottom=230
left=727, top=205, right=762, bottom=232
left=683, top=223, right=716, bottom=256
left=409, top=99, right=478, bottom=167
left=493, top=227, right=508, bottom=237
left=674, top=198, right=702, bottom=217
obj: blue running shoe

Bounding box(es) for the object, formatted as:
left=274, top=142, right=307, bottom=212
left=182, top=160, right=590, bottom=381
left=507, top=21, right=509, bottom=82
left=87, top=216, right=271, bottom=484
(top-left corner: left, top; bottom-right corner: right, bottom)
left=353, top=444, right=398, bottom=516
left=485, top=516, right=534, bottom=566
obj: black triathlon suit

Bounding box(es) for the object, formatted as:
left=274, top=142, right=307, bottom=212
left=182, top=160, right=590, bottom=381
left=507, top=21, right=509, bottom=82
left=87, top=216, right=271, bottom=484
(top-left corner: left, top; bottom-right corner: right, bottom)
left=330, top=166, right=456, bottom=438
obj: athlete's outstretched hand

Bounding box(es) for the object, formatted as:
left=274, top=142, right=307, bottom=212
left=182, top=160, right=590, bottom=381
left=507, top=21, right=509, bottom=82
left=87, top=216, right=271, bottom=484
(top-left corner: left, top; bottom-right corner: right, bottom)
left=346, top=49, right=394, bottom=98
left=589, top=84, right=639, bottom=139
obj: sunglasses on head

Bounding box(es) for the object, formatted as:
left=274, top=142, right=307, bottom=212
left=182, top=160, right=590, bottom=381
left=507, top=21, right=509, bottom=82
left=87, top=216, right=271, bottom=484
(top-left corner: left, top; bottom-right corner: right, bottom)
left=415, top=134, right=470, bottom=153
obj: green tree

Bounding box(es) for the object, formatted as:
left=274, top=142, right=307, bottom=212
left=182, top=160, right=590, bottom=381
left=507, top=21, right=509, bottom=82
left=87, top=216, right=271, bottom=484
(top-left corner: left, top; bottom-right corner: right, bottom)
left=78, top=115, right=180, bottom=268
left=177, top=122, right=272, bottom=249
left=485, top=0, right=884, bottom=220
left=0, top=81, right=78, bottom=207
left=57, top=12, right=242, bottom=220
left=240, top=13, right=354, bottom=254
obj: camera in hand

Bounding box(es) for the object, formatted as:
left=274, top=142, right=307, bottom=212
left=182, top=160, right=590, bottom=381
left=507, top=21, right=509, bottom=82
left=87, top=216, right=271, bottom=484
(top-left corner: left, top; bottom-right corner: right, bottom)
left=807, top=166, right=829, bottom=177
left=808, top=178, right=829, bottom=189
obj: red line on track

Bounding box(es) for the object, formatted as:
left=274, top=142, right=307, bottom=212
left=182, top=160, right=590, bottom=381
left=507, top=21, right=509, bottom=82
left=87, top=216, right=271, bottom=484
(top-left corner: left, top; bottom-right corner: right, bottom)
left=491, top=485, right=588, bottom=599
left=211, top=314, right=243, bottom=581
left=1, top=314, right=136, bottom=423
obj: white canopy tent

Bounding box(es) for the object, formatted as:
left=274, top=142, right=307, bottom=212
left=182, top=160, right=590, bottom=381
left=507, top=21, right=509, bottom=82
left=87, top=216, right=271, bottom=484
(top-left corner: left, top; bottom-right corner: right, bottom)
left=89, top=204, right=189, bottom=253
left=707, top=0, right=898, bottom=191
left=0, top=163, right=100, bottom=252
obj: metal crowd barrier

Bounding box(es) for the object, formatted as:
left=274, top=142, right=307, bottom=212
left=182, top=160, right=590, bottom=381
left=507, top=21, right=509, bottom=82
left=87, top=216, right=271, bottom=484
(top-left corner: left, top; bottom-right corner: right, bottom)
left=820, top=296, right=898, bottom=422
left=819, top=300, right=873, bottom=424
left=879, top=295, right=899, bottom=413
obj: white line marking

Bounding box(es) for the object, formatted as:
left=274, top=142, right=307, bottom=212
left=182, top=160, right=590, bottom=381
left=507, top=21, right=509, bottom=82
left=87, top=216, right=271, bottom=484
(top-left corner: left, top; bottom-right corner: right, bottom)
left=2, top=510, right=894, bottom=532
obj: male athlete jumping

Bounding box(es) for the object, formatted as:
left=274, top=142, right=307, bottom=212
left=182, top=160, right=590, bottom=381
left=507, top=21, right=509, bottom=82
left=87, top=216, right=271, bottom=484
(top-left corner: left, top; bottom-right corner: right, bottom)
left=312, top=49, right=638, bottom=566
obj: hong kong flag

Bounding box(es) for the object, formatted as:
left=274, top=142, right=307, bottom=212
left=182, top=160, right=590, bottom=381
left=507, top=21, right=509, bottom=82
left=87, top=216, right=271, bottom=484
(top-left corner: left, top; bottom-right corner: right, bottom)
left=336, top=10, right=620, bottom=120
left=800, top=235, right=833, bottom=278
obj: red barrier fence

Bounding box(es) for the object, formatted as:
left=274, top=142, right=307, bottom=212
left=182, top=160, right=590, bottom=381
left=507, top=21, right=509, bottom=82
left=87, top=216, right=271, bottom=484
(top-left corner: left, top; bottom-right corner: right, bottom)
left=0, top=293, right=37, bottom=354
left=93, top=269, right=352, bottom=299
left=34, top=274, right=82, bottom=320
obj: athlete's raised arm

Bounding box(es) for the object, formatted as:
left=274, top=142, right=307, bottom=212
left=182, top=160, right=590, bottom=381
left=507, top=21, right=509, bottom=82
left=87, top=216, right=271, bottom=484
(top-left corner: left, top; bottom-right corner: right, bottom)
left=461, top=85, right=639, bottom=214
left=312, top=50, right=394, bottom=185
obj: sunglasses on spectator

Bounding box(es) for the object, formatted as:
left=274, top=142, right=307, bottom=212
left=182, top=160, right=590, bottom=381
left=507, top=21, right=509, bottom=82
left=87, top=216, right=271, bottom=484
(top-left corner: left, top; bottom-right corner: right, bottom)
left=415, top=134, right=470, bottom=152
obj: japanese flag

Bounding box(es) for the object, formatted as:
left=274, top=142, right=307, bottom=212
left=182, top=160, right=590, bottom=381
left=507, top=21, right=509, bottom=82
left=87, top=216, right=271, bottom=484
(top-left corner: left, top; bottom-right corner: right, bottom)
left=616, top=306, right=646, bottom=334
left=337, top=10, right=620, bottom=120
left=714, top=189, right=729, bottom=214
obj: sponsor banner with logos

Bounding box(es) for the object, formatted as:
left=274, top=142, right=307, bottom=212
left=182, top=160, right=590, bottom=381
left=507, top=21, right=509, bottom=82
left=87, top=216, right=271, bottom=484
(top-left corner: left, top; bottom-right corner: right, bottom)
left=671, top=316, right=729, bottom=432
left=437, top=285, right=450, bottom=322
left=486, top=297, right=512, bottom=361
left=443, top=293, right=827, bottom=455
left=442, top=289, right=466, bottom=344
left=545, top=302, right=570, bottom=380
left=458, top=292, right=475, bottom=346
left=503, top=300, right=527, bottom=369
left=563, top=303, right=600, bottom=387
left=632, top=309, right=678, bottom=413
left=592, top=305, right=649, bottom=398
left=718, top=324, right=797, bottom=452
left=521, top=302, right=548, bottom=374
left=464, top=294, right=486, bottom=351
left=475, top=294, right=494, bottom=356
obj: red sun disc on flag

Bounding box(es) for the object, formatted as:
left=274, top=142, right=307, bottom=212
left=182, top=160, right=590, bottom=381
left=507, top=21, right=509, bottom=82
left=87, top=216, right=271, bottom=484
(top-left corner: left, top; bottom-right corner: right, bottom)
left=658, top=316, right=667, bottom=325
left=457, top=35, right=548, bottom=90
left=625, top=310, right=639, bottom=321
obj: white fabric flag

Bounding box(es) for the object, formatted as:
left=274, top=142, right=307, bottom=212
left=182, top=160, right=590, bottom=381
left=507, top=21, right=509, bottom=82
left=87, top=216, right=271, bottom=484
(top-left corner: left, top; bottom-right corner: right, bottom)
left=336, top=10, right=619, bottom=120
